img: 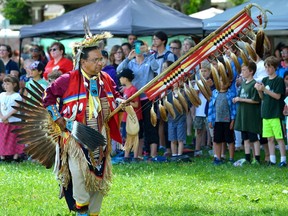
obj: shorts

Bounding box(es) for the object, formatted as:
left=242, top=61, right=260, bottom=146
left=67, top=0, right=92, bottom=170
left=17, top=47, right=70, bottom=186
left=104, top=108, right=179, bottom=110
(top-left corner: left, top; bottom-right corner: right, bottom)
left=258, top=133, right=268, bottom=145
left=168, top=119, right=186, bottom=142
left=194, top=116, right=206, bottom=130
left=141, top=99, right=159, bottom=145
left=213, top=122, right=234, bottom=143
left=262, top=118, right=284, bottom=140
left=241, top=131, right=259, bottom=143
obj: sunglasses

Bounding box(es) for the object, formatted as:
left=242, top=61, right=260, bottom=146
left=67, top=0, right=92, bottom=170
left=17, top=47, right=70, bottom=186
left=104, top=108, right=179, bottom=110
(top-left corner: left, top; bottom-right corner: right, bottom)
left=30, top=48, right=39, bottom=52
left=49, top=48, right=58, bottom=52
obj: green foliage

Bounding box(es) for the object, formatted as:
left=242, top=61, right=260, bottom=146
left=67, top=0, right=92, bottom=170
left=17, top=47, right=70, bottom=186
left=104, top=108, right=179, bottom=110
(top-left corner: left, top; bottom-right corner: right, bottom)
left=1, top=0, right=32, bottom=24
left=1, top=152, right=288, bottom=215
left=183, top=0, right=204, bottom=14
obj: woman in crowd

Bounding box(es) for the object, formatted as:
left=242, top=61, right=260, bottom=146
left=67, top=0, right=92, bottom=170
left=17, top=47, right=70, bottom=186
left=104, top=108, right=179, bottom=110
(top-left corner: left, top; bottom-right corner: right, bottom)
left=43, top=42, right=73, bottom=80
left=0, top=44, right=20, bottom=76
left=109, top=45, right=125, bottom=70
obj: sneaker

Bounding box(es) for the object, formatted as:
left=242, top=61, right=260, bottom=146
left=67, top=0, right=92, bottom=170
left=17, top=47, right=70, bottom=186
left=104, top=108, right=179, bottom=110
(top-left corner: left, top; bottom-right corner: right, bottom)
left=233, top=158, right=247, bottom=167
left=148, top=156, right=167, bottom=162
left=228, top=158, right=235, bottom=164
left=76, top=212, right=88, bottom=216
left=131, top=157, right=141, bottom=163
left=194, top=150, right=203, bottom=157
left=123, top=157, right=131, bottom=163
left=279, top=161, right=287, bottom=167
left=213, top=158, right=222, bottom=165
left=251, top=159, right=260, bottom=165
left=267, top=161, right=276, bottom=166
left=158, top=146, right=166, bottom=156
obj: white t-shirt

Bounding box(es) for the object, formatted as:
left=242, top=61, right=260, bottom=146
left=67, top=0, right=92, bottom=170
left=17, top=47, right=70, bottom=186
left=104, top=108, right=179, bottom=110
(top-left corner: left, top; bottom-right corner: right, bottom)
left=194, top=80, right=207, bottom=117
left=0, top=92, right=22, bottom=122
left=254, top=60, right=267, bottom=83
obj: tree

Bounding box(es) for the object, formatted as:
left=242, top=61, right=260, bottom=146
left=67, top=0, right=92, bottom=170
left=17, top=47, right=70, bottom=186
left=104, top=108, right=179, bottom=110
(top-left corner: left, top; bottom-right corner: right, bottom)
left=182, top=0, right=205, bottom=14
left=1, top=0, right=32, bottom=24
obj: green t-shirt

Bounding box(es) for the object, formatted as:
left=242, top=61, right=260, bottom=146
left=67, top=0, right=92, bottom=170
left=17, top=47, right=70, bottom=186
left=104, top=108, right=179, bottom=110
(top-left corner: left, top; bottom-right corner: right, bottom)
left=234, top=79, right=262, bottom=134
left=261, top=76, right=285, bottom=119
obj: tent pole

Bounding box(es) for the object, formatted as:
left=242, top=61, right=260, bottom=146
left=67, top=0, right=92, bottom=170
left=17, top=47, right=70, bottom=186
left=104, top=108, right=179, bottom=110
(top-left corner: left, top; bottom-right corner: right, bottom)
left=19, top=38, right=23, bottom=72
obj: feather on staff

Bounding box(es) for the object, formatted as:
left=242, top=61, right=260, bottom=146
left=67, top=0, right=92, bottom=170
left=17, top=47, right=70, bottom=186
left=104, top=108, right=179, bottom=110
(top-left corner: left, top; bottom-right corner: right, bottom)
left=158, top=99, right=168, bottom=122
left=244, top=42, right=257, bottom=62
left=184, top=83, right=200, bottom=107
left=150, top=102, right=157, bottom=127
left=176, top=88, right=189, bottom=113
left=188, top=81, right=202, bottom=106
left=211, top=64, right=221, bottom=91
left=223, top=56, right=234, bottom=82
left=163, top=95, right=176, bottom=119
left=172, top=92, right=183, bottom=114
left=230, top=52, right=241, bottom=74
left=255, top=29, right=265, bottom=59
left=217, top=60, right=229, bottom=87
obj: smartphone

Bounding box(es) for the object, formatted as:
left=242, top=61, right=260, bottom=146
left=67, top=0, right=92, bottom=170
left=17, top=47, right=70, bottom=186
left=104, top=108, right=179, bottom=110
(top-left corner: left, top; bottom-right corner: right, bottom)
left=135, top=42, right=141, bottom=54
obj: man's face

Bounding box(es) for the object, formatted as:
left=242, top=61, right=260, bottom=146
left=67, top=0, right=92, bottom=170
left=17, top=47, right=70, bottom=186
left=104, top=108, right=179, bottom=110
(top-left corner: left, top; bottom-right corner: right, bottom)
left=128, top=35, right=137, bottom=45
left=241, top=65, right=250, bottom=79
left=169, top=42, right=181, bottom=57
left=152, top=36, right=164, bottom=48
left=81, top=49, right=103, bottom=77
left=281, top=48, right=288, bottom=60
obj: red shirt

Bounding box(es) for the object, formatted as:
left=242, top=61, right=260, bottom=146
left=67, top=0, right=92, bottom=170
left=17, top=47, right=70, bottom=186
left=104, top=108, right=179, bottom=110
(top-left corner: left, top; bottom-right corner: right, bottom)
left=122, top=85, right=142, bottom=122
left=44, top=57, right=73, bottom=80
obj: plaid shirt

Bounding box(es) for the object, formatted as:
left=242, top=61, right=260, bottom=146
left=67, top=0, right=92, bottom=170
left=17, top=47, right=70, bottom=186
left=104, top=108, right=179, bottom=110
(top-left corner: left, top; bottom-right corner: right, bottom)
left=207, top=88, right=236, bottom=126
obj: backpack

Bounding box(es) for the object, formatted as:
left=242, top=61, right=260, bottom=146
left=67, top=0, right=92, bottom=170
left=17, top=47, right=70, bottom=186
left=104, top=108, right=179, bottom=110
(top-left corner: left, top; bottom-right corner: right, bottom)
left=154, top=50, right=178, bottom=62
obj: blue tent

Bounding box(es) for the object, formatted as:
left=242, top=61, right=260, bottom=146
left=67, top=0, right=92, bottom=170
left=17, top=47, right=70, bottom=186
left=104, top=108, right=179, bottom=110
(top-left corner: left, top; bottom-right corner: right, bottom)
left=203, top=0, right=288, bottom=32
left=20, top=0, right=202, bottom=39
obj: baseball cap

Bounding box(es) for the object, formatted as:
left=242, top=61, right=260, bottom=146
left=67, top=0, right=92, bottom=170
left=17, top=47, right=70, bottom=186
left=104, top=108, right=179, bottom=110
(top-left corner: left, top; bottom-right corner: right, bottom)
left=117, top=68, right=134, bottom=81
left=29, top=61, right=45, bottom=72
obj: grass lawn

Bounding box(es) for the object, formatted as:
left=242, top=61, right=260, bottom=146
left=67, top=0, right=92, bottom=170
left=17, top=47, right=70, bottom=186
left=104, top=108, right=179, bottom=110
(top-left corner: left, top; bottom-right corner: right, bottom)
left=1, top=151, right=288, bottom=216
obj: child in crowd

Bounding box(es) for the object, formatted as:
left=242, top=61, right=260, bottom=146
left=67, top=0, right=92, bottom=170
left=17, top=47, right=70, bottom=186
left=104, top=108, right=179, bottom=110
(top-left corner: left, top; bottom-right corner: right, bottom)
left=193, top=60, right=212, bottom=156
left=19, top=59, right=34, bottom=94
left=208, top=77, right=236, bottom=165
left=118, top=68, right=142, bottom=162
left=25, top=61, right=49, bottom=99
left=254, top=56, right=286, bottom=167
left=233, top=61, right=262, bottom=165
left=167, top=82, right=187, bottom=157
left=0, top=76, right=24, bottom=162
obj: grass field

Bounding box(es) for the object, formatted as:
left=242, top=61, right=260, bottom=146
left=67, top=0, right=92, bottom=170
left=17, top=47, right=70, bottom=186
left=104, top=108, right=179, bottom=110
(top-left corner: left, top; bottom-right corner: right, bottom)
left=1, top=151, right=288, bottom=216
